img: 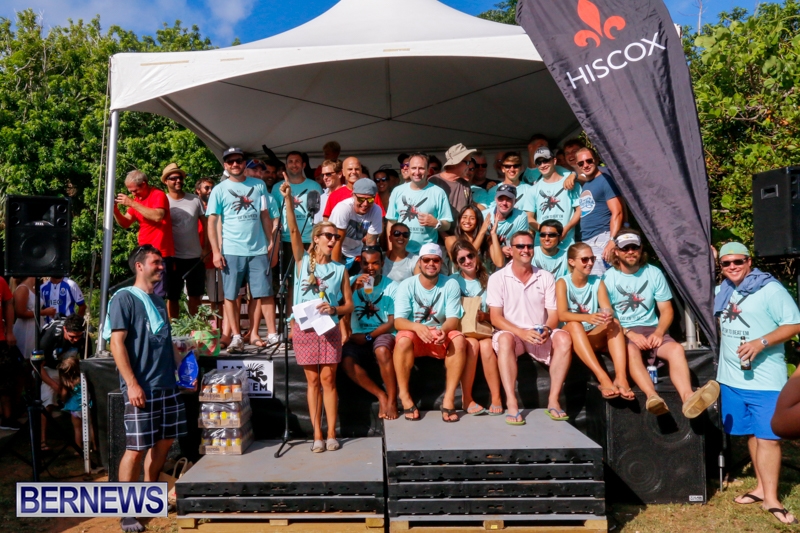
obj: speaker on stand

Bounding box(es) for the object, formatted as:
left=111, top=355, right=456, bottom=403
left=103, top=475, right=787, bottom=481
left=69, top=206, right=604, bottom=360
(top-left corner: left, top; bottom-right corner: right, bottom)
left=4, top=195, right=71, bottom=276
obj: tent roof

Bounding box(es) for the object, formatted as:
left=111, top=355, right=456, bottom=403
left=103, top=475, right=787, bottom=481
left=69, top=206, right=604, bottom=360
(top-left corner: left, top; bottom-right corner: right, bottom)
left=109, top=0, right=578, bottom=158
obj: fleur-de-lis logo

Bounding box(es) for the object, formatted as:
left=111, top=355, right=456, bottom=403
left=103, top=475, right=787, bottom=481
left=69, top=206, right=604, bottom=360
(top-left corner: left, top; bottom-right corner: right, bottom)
left=574, top=0, right=626, bottom=48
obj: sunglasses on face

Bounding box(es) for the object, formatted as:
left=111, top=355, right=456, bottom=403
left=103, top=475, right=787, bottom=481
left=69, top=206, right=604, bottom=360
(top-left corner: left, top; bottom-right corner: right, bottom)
left=420, top=257, right=442, bottom=265
left=401, top=163, right=409, bottom=169
left=579, top=256, right=596, bottom=265
left=319, top=232, right=341, bottom=241
left=457, top=252, right=475, bottom=265
left=374, top=177, right=389, bottom=183
left=539, top=232, right=559, bottom=239
left=512, top=243, right=534, bottom=250
left=503, top=164, right=521, bottom=169
left=166, top=175, right=183, bottom=181
left=535, top=159, right=552, bottom=166
left=474, top=163, right=488, bottom=169
left=620, top=244, right=641, bottom=252
left=354, top=196, right=375, bottom=205
left=392, top=230, right=410, bottom=238
left=577, top=159, right=595, bottom=167
left=225, top=158, right=245, bottom=165
left=720, top=258, right=747, bottom=268
left=321, top=172, right=336, bottom=178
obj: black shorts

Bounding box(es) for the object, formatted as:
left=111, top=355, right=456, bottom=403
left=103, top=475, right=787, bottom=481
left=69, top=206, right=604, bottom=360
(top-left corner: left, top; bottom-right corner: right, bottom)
left=0, top=342, right=21, bottom=395
left=123, top=389, right=187, bottom=451
left=166, top=257, right=206, bottom=300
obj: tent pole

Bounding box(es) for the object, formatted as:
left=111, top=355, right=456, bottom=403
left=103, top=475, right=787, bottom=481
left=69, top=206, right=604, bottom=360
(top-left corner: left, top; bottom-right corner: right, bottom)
left=685, top=308, right=699, bottom=350
left=98, top=110, right=120, bottom=353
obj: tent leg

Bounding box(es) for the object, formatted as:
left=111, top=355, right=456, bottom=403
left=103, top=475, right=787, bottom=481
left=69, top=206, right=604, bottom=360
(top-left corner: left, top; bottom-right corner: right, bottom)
left=685, top=308, right=699, bottom=350
left=98, top=110, right=120, bottom=353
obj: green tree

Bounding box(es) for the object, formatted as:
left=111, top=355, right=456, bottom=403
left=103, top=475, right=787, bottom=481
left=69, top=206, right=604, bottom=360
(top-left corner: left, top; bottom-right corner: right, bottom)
left=478, top=0, right=518, bottom=25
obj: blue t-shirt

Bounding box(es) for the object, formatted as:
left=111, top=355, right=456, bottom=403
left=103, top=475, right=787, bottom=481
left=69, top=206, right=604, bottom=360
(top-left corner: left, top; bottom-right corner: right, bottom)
left=293, top=253, right=346, bottom=324
left=386, top=182, right=452, bottom=254
left=562, top=275, right=603, bottom=331
left=482, top=207, right=530, bottom=248
left=272, top=179, right=323, bottom=244
left=525, top=178, right=582, bottom=247
left=521, top=165, right=573, bottom=185
left=471, top=185, right=493, bottom=208
left=453, top=274, right=488, bottom=311
left=349, top=275, right=397, bottom=334
left=603, top=264, right=672, bottom=328
left=206, top=177, right=270, bottom=257
left=533, top=246, right=569, bottom=280
left=485, top=183, right=533, bottom=211
left=578, top=172, right=620, bottom=241
left=40, top=278, right=85, bottom=325
left=394, top=274, right=463, bottom=327
left=716, top=282, right=800, bottom=391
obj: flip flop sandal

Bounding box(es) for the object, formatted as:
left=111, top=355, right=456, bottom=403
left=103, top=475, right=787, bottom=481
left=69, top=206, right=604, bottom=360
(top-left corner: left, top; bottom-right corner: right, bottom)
left=646, top=395, right=670, bottom=416
left=546, top=408, right=569, bottom=421
left=487, top=404, right=505, bottom=416
left=505, top=411, right=525, bottom=425
left=734, top=492, right=763, bottom=504
left=403, top=405, right=420, bottom=421
left=466, top=402, right=487, bottom=415
left=440, top=406, right=459, bottom=423
left=250, top=338, right=266, bottom=347
left=598, top=385, right=620, bottom=399
left=766, top=507, right=799, bottom=525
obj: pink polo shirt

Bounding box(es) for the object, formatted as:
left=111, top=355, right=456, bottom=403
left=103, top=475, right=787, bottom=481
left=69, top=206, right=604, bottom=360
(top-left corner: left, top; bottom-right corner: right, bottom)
left=486, top=262, right=556, bottom=329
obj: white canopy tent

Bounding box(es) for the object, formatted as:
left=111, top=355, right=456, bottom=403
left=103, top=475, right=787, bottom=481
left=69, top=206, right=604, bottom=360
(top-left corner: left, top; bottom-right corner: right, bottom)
left=99, top=0, right=579, bottom=339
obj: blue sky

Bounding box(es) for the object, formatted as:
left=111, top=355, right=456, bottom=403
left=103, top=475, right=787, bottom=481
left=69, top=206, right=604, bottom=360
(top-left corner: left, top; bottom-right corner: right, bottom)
left=1, top=0, right=761, bottom=46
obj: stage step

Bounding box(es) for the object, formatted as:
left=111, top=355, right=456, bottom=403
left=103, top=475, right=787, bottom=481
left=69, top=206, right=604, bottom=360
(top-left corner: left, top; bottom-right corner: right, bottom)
left=384, top=409, right=606, bottom=521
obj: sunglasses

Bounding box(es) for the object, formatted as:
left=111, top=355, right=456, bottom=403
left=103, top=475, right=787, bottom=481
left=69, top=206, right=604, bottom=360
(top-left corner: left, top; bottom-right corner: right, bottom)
left=535, top=159, right=552, bottom=166
left=503, top=164, right=522, bottom=169
left=620, top=244, right=641, bottom=252
left=579, top=256, right=596, bottom=265
left=420, top=257, right=442, bottom=264
left=539, top=232, right=559, bottom=239
left=374, top=177, right=389, bottom=183
left=577, top=159, right=595, bottom=167
left=457, top=252, right=475, bottom=265
left=166, top=175, right=183, bottom=181
left=321, top=172, right=337, bottom=178
left=392, top=230, right=411, bottom=238
left=225, top=158, right=245, bottom=165
left=319, top=232, right=341, bottom=241
left=720, top=258, right=747, bottom=267
left=401, top=163, right=409, bottom=169
left=354, top=196, right=375, bottom=205
left=474, top=163, right=488, bottom=169
left=512, top=244, right=534, bottom=250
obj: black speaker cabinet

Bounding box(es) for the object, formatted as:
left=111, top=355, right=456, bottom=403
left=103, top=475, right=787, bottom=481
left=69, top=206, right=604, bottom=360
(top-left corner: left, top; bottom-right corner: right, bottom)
left=586, top=384, right=707, bottom=504
left=4, top=195, right=71, bottom=276
left=753, top=166, right=800, bottom=257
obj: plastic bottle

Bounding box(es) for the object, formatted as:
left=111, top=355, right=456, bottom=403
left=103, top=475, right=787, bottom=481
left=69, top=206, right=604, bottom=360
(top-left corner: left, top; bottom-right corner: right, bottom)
left=231, top=375, right=243, bottom=394
left=201, top=403, right=212, bottom=421
left=201, top=429, right=213, bottom=446
left=231, top=429, right=242, bottom=447
left=229, top=403, right=240, bottom=422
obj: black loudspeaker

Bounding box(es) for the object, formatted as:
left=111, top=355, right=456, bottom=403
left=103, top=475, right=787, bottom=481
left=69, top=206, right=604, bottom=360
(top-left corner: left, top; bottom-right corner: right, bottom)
left=752, top=166, right=800, bottom=257
left=4, top=195, right=71, bottom=276
left=586, top=384, right=707, bottom=504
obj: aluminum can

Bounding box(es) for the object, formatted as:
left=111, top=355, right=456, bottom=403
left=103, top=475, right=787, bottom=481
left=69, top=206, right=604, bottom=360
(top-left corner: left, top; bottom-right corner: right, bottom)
left=533, top=324, right=546, bottom=336
left=647, top=365, right=658, bottom=384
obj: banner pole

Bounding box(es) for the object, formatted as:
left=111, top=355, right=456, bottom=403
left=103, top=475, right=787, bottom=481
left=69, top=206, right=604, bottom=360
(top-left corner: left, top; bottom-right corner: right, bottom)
left=98, top=110, right=120, bottom=353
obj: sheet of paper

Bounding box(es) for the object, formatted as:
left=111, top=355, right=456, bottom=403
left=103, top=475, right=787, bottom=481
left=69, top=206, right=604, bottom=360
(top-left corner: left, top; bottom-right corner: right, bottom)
left=293, top=299, right=324, bottom=331
left=311, top=314, right=336, bottom=335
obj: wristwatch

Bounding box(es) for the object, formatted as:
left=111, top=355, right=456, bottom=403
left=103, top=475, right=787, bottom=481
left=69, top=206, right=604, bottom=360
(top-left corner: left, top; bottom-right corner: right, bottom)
left=365, top=334, right=373, bottom=342
left=434, top=220, right=442, bottom=230
left=760, top=337, right=768, bottom=348
left=329, top=306, right=336, bottom=316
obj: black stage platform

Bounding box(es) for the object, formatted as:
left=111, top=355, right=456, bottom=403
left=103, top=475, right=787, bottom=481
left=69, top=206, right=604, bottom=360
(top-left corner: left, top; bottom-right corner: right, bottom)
left=384, top=409, right=606, bottom=524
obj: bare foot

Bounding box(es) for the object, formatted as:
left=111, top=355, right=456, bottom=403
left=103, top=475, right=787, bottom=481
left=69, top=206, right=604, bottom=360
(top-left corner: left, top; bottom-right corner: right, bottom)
left=384, top=397, right=399, bottom=420
left=377, top=392, right=389, bottom=419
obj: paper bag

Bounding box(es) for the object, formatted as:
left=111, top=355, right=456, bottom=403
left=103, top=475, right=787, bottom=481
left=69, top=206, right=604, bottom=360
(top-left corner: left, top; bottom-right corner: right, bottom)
left=160, top=457, right=193, bottom=506
left=461, top=296, right=493, bottom=339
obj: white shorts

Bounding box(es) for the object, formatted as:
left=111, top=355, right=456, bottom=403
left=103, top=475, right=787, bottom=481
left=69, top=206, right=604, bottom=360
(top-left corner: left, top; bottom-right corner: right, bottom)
left=583, top=231, right=612, bottom=276
left=41, top=367, right=60, bottom=408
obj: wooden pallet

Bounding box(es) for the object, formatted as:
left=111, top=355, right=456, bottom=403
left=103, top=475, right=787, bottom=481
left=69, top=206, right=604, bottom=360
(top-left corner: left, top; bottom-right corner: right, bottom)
left=389, top=517, right=607, bottom=533
left=178, top=513, right=384, bottom=532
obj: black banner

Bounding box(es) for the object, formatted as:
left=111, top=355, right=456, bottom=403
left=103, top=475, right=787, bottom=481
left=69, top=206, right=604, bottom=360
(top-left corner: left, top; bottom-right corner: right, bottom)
left=517, top=0, right=717, bottom=350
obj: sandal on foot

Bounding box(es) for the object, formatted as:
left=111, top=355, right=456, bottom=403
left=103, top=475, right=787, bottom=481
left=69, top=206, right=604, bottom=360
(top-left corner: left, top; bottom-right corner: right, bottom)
left=505, top=411, right=525, bottom=425
left=598, top=385, right=620, bottom=400
left=682, top=380, right=720, bottom=419
left=546, top=408, right=569, bottom=421
left=120, top=517, right=145, bottom=532
left=311, top=440, right=325, bottom=453
left=403, top=405, right=420, bottom=421
left=440, top=406, right=459, bottom=423
left=646, top=395, right=670, bottom=416
left=766, top=507, right=798, bottom=525
left=734, top=492, right=763, bottom=504
left=466, top=402, right=486, bottom=415
left=615, top=386, right=636, bottom=401
left=249, top=338, right=266, bottom=348
left=326, top=438, right=340, bottom=451
left=487, top=404, right=505, bottom=416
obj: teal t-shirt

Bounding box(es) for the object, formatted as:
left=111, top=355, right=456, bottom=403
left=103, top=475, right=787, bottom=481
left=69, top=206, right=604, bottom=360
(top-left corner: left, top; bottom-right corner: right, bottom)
left=273, top=179, right=323, bottom=244
left=265, top=193, right=280, bottom=220
left=206, top=177, right=270, bottom=257
left=533, top=246, right=569, bottom=280
left=349, top=274, right=397, bottom=334
left=524, top=177, right=582, bottom=247
left=394, top=274, right=463, bottom=327
left=482, top=207, right=530, bottom=248
left=453, top=274, right=488, bottom=311
left=386, top=182, right=452, bottom=254
left=603, top=264, right=672, bottom=328
left=716, top=282, right=800, bottom=391
left=563, top=275, right=603, bottom=331
left=293, top=253, right=346, bottom=324
left=471, top=185, right=493, bottom=208
left=521, top=165, right=573, bottom=185
left=485, top=183, right=533, bottom=211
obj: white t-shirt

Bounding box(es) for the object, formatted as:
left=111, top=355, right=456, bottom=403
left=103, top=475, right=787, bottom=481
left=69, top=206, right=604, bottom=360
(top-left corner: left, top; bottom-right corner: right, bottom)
left=167, top=193, right=204, bottom=259
left=329, top=197, right=383, bottom=258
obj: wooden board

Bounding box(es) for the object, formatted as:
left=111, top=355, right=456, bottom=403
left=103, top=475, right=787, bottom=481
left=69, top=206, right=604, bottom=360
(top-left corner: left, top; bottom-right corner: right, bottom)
left=389, top=518, right=607, bottom=532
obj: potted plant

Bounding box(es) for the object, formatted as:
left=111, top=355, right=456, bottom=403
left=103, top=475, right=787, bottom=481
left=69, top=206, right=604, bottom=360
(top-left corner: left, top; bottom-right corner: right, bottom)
left=171, top=305, right=221, bottom=357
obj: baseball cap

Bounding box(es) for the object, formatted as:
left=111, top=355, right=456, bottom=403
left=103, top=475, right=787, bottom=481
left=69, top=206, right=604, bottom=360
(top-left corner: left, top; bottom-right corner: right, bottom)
left=443, top=143, right=477, bottom=167
left=719, top=242, right=750, bottom=258
left=353, top=178, right=378, bottom=196
left=246, top=159, right=266, bottom=170
left=419, top=243, right=443, bottom=258
left=615, top=232, right=642, bottom=249
left=533, top=147, right=553, bottom=164
left=222, top=147, right=244, bottom=160
left=495, top=184, right=517, bottom=201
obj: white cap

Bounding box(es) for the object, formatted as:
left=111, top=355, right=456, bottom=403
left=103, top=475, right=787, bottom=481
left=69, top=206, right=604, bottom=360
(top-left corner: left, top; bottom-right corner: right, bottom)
left=419, top=243, right=442, bottom=258
left=615, top=232, right=642, bottom=248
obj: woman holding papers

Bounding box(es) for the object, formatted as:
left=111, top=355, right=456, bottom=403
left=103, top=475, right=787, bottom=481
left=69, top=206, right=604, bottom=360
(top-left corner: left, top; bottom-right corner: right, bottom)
left=280, top=182, right=354, bottom=453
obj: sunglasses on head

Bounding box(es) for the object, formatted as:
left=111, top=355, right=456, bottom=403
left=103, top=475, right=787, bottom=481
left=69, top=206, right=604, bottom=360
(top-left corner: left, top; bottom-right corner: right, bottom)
left=720, top=258, right=747, bottom=267
left=354, top=196, right=375, bottom=205
left=420, top=256, right=441, bottom=264
left=319, top=232, right=341, bottom=241
left=225, top=158, right=245, bottom=165
left=620, top=244, right=641, bottom=252
left=512, top=243, right=534, bottom=250
left=374, top=177, right=389, bottom=183
left=539, top=232, right=559, bottom=239
left=457, top=252, right=475, bottom=265
left=579, top=256, right=596, bottom=265
left=392, top=230, right=410, bottom=238
left=503, top=164, right=521, bottom=169
left=577, top=159, right=595, bottom=167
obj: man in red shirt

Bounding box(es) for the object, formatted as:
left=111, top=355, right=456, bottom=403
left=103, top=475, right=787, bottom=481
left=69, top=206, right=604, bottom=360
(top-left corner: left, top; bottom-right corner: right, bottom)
left=114, top=170, right=175, bottom=297
left=0, top=277, right=19, bottom=430
left=323, top=157, right=385, bottom=218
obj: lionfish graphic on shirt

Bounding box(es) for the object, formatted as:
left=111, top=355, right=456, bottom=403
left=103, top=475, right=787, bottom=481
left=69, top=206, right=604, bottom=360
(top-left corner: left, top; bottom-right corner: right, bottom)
left=413, top=289, right=442, bottom=324
left=539, top=187, right=566, bottom=213
left=721, top=294, right=751, bottom=328
left=228, top=187, right=256, bottom=213
left=355, top=289, right=384, bottom=324
left=399, top=196, right=427, bottom=223
left=301, top=270, right=335, bottom=297
left=569, top=289, right=592, bottom=314
left=615, top=281, right=649, bottom=313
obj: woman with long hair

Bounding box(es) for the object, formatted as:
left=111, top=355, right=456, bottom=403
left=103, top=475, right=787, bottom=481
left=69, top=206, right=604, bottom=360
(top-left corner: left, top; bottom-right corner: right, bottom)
left=556, top=243, right=634, bottom=399
left=280, top=182, right=354, bottom=452
left=445, top=205, right=491, bottom=260
left=450, top=240, right=504, bottom=415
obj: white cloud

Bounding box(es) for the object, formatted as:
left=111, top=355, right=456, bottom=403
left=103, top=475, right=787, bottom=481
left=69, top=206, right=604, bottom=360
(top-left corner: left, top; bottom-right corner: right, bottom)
left=0, top=0, right=254, bottom=46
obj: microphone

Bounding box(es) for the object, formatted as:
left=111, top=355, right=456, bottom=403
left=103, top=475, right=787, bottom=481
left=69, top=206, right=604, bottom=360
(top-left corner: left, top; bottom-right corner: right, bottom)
left=306, top=190, right=321, bottom=215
